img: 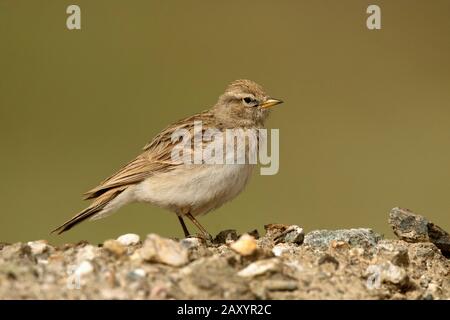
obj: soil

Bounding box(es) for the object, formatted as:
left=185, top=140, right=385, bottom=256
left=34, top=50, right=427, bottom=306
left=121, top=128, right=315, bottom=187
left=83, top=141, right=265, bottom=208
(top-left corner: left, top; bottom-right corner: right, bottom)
left=0, top=214, right=448, bottom=299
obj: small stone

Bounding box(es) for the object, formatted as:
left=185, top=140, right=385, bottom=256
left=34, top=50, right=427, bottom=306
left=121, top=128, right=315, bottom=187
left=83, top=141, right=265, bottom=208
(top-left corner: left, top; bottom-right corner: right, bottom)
left=74, top=260, right=94, bottom=276
left=376, top=240, right=409, bottom=267
left=389, top=207, right=450, bottom=257
left=230, top=234, right=257, bottom=256
left=237, top=258, right=280, bottom=277
left=330, top=240, right=349, bottom=249
left=127, top=268, right=146, bottom=281
left=389, top=208, right=429, bottom=242
left=304, top=228, right=382, bottom=249
left=180, top=237, right=202, bottom=249
left=349, top=247, right=365, bottom=257
left=0, top=243, right=31, bottom=259
left=103, top=240, right=126, bottom=257
left=274, top=225, right=304, bottom=245
left=26, top=240, right=49, bottom=255
left=116, top=233, right=140, bottom=246
left=272, top=244, right=290, bottom=257
left=264, top=224, right=288, bottom=237
left=424, top=282, right=441, bottom=299
left=138, top=234, right=188, bottom=267
left=214, top=229, right=238, bottom=244
left=76, top=244, right=98, bottom=262
left=133, top=268, right=146, bottom=277
left=364, top=262, right=408, bottom=289
left=263, top=279, right=298, bottom=291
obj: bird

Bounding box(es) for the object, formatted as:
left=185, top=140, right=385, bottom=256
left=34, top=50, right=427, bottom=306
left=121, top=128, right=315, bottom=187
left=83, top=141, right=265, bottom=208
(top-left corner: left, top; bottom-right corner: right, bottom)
left=52, top=79, right=283, bottom=240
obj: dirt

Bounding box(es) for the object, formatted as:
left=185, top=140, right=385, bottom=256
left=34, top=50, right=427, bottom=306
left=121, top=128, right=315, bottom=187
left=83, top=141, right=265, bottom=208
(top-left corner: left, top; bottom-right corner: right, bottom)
left=0, top=211, right=449, bottom=300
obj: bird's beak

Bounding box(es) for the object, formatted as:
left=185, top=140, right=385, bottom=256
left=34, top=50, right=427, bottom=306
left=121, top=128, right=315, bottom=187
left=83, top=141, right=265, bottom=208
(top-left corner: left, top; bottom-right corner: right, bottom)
left=260, top=98, right=283, bottom=109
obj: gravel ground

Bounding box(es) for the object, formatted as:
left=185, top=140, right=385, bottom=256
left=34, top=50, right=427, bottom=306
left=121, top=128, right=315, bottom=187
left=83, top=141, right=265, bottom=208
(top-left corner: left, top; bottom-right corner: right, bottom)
left=0, top=208, right=449, bottom=299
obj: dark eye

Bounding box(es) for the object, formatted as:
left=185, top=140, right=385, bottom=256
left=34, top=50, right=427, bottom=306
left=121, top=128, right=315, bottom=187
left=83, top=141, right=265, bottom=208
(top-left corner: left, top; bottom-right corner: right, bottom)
left=243, top=97, right=253, bottom=104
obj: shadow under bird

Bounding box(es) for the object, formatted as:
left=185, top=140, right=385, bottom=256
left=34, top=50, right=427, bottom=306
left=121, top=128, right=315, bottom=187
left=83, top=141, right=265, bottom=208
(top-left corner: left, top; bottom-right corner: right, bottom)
left=52, top=79, right=283, bottom=239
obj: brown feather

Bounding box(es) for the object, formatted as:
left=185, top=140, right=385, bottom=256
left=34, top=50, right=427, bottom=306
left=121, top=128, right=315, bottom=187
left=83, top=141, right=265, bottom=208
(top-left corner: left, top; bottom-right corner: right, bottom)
left=52, top=187, right=125, bottom=234
left=83, top=111, right=215, bottom=199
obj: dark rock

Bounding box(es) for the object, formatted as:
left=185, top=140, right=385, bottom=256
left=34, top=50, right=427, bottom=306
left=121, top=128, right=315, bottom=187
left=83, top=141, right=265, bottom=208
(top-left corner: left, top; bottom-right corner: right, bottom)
left=427, top=222, right=450, bottom=257
left=264, top=224, right=304, bottom=245
left=274, top=225, right=304, bottom=245
left=389, top=207, right=450, bottom=257
left=264, top=224, right=288, bottom=237
left=214, top=229, right=238, bottom=244
left=247, top=229, right=260, bottom=239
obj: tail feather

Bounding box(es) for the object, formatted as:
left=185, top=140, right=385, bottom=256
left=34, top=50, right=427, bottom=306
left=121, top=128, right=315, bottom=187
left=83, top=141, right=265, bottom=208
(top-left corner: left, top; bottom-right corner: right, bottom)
left=51, top=188, right=125, bottom=235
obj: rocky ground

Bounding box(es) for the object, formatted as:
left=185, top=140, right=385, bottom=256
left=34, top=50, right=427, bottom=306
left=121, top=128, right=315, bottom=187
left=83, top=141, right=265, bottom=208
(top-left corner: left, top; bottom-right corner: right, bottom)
left=0, top=208, right=449, bottom=299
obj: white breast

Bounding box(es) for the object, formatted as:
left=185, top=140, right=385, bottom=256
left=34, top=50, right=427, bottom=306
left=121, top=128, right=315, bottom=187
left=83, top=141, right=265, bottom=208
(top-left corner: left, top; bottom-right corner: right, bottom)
left=134, top=164, right=254, bottom=216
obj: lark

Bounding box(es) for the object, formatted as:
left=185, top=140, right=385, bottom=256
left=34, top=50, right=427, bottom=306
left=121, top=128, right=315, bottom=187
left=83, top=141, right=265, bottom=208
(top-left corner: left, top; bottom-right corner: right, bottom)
left=52, top=80, right=283, bottom=239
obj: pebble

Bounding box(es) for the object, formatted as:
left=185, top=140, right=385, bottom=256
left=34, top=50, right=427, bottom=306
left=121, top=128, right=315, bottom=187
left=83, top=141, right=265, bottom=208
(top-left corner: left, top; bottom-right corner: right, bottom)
left=0, top=243, right=31, bottom=259
left=364, top=262, right=408, bottom=289
left=264, top=280, right=298, bottom=291
left=237, top=258, right=280, bottom=277
left=214, top=229, right=238, bottom=244
left=75, top=260, right=94, bottom=276
left=264, top=224, right=288, bottom=236
left=103, top=240, right=126, bottom=257
left=389, top=207, right=450, bottom=257
left=274, top=225, right=304, bottom=245
left=116, top=233, right=140, bottom=246
left=389, top=207, right=429, bottom=242
left=137, top=234, right=189, bottom=267
left=180, top=237, right=202, bottom=249
left=76, top=245, right=98, bottom=262
left=127, top=268, right=146, bottom=281
left=375, top=240, right=409, bottom=267
left=27, top=240, right=49, bottom=255
left=271, top=244, right=290, bottom=257
left=230, top=234, right=257, bottom=256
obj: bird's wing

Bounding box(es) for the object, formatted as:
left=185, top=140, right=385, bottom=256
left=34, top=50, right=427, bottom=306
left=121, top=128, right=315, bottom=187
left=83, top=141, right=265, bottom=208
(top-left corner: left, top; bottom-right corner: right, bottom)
left=83, top=111, right=214, bottom=199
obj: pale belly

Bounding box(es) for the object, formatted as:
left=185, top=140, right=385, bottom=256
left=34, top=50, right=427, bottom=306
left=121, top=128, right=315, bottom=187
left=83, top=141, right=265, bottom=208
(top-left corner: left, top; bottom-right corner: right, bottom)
left=134, top=164, right=254, bottom=216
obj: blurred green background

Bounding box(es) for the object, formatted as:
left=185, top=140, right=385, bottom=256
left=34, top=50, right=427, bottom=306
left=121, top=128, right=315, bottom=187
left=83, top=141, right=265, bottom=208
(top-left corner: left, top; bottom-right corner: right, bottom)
left=1, top=1, right=449, bottom=245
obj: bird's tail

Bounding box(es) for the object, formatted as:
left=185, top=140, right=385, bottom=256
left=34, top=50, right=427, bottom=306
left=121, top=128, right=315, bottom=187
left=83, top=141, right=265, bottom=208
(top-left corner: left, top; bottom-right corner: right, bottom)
left=51, top=188, right=125, bottom=235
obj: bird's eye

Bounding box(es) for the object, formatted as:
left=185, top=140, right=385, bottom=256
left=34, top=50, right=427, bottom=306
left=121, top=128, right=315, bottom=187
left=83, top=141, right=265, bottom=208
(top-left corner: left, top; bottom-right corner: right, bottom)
left=243, top=97, right=255, bottom=105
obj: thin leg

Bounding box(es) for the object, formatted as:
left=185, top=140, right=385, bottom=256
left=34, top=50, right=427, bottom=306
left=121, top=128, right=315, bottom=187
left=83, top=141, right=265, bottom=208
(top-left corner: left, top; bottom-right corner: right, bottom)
left=177, top=215, right=190, bottom=238
left=185, top=212, right=212, bottom=241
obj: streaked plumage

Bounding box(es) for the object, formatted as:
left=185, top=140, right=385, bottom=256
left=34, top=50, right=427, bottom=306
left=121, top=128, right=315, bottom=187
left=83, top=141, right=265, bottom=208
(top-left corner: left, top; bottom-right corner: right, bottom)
left=52, top=79, right=282, bottom=238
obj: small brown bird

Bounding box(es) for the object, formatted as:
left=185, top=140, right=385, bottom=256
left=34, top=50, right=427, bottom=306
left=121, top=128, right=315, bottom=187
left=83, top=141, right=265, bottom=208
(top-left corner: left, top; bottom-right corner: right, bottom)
left=52, top=80, right=283, bottom=239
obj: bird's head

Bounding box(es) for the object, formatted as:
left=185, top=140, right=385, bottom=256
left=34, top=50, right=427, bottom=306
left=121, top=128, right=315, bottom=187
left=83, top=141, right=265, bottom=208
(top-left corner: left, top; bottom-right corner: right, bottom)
left=212, top=79, right=283, bottom=127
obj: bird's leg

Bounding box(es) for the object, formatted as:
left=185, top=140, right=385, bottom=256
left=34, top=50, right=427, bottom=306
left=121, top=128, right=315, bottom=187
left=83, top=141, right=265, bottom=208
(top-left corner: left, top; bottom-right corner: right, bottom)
left=177, top=215, right=191, bottom=238
left=185, top=212, right=213, bottom=241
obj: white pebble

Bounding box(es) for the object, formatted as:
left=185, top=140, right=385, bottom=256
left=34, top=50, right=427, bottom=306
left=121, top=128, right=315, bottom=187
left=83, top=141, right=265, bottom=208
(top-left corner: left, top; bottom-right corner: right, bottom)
left=132, top=268, right=146, bottom=277
left=180, top=237, right=201, bottom=249
left=75, top=261, right=94, bottom=276
left=116, top=233, right=140, bottom=246
left=27, top=241, right=48, bottom=255
left=272, top=244, right=289, bottom=257
left=237, top=258, right=280, bottom=277
left=76, top=245, right=98, bottom=262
